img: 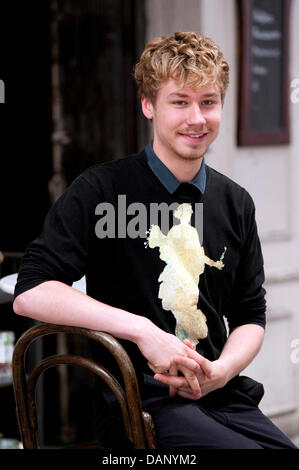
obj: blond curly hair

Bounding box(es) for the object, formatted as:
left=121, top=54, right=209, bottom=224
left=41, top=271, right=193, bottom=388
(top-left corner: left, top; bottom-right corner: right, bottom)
left=134, top=32, right=229, bottom=104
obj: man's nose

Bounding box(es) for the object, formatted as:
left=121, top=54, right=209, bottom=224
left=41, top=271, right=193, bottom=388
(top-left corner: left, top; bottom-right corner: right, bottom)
left=186, top=104, right=206, bottom=126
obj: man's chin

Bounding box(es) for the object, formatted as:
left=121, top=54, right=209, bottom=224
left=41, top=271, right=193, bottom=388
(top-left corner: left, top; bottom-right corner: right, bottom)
left=176, top=151, right=205, bottom=161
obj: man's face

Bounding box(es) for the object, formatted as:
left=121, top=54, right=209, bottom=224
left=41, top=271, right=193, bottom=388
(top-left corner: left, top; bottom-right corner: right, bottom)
left=142, top=79, right=222, bottom=163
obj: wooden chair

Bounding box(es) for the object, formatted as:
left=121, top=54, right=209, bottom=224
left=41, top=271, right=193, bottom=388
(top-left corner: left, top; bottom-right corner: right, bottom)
left=12, top=323, right=157, bottom=449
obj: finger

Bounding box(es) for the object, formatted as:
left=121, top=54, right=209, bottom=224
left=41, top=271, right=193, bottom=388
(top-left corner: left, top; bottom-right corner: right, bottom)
left=154, top=373, right=202, bottom=399
left=154, top=373, right=187, bottom=388
left=183, top=339, right=196, bottom=350
left=173, top=357, right=206, bottom=383
left=172, top=356, right=203, bottom=395
left=174, top=357, right=207, bottom=386
left=176, top=389, right=201, bottom=400
left=147, top=361, right=168, bottom=374
left=147, top=362, right=156, bottom=372
left=173, top=356, right=202, bottom=374
left=177, top=365, right=201, bottom=396
left=168, top=363, right=178, bottom=398
left=185, top=350, right=212, bottom=378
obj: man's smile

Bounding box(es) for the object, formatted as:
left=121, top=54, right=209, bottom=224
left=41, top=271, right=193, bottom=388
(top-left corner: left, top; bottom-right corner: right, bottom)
left=178, top=132, right=209, bottom=142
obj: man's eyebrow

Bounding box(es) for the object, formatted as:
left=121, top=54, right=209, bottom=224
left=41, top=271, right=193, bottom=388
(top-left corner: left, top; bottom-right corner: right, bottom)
left=201, top=92, right=220, bottom=98
left=167, top=92, right=220, bottom=99
left=167, top=92, right=190, bottom=98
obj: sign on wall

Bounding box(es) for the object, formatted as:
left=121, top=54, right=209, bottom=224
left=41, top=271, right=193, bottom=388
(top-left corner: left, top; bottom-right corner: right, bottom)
left=237, top=0, right=291, bottom=146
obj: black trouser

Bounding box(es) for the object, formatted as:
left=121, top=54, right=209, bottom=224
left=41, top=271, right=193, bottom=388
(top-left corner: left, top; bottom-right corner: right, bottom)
left=95, top=376, right=297, bottom=449
left=142, top=394, right=296, bottom=449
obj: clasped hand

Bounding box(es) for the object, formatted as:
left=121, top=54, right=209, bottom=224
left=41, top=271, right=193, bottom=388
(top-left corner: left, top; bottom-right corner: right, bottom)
left=154, top=340, right=229, bottom=400
left=137, top=321, right=228, bottom=400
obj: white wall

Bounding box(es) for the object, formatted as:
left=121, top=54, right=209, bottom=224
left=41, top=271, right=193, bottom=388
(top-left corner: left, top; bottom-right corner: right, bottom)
left=145, top=0, right=299, bottom=442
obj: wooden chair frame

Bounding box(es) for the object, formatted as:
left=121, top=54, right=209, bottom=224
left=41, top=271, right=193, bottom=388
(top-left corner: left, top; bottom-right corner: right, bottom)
left=12, top=323, right=157, bottom=449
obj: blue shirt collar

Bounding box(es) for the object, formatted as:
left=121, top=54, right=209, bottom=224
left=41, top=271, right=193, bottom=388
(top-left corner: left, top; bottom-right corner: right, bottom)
left=145, top=142, right=206, bottom=195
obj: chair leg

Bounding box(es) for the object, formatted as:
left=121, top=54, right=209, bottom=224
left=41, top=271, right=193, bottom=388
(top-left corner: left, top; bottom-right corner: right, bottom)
left=142, top=412, right=158, bottom=449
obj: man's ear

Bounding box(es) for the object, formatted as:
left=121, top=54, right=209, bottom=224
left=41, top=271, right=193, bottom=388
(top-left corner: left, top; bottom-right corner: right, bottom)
left=141, top=96, right=154, bottom=120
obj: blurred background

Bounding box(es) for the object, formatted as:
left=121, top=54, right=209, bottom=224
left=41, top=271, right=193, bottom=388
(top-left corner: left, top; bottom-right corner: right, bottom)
left=0, top=0, right=298, bottom=448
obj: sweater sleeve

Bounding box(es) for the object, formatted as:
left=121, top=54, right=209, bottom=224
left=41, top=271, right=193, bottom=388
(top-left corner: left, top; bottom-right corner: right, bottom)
left=224, top=194, right=266, bottom=332
left=14, top=172, right=101, bottom=299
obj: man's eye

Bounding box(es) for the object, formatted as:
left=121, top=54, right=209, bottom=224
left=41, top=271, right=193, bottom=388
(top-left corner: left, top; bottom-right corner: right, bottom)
left=174, top=101, right=186, bottom=106
left=202, top=100, right=214, bottom=105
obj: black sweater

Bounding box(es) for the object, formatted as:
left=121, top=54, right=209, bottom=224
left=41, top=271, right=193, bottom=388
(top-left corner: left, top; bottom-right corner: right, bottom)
left=15, top=148, right=266, bottom=387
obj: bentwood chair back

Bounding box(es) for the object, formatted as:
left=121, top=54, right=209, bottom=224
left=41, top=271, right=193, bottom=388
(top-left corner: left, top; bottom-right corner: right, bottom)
left=12, top=323, right=157, bottom=449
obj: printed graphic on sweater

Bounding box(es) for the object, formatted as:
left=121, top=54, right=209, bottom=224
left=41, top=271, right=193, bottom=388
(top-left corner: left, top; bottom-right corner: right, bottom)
left=147, top=203, right=226, bottom=345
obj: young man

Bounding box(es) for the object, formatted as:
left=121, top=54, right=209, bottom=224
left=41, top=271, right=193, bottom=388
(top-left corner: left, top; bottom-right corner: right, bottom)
left=13, top=32, right=296, bottom=449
